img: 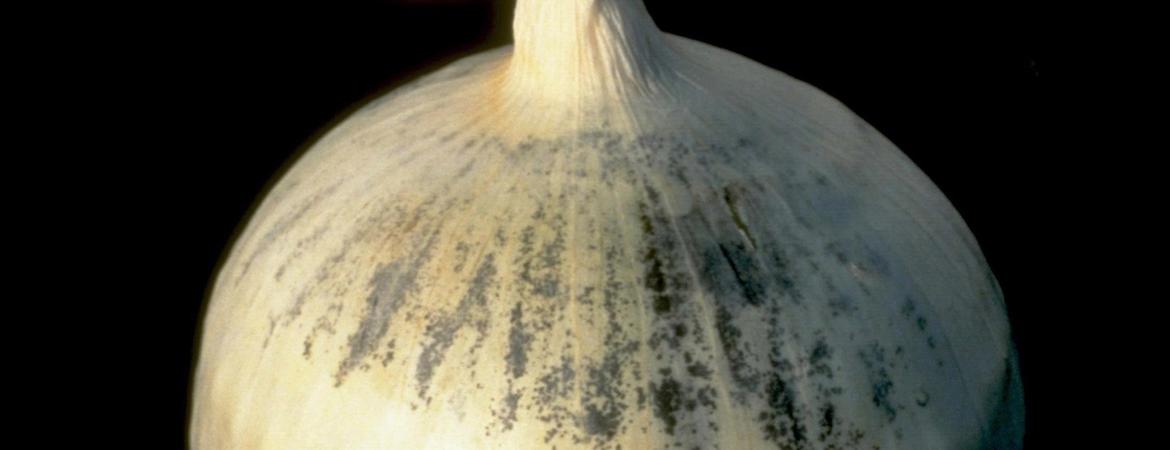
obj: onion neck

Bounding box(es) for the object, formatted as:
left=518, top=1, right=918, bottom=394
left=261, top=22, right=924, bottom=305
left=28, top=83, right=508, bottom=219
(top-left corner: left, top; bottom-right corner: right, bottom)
left=505, top=0, right=677, bottom=108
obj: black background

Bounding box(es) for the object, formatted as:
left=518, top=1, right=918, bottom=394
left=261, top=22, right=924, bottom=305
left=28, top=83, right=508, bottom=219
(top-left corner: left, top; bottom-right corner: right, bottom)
left=91, top=0, right=1094, bottom=447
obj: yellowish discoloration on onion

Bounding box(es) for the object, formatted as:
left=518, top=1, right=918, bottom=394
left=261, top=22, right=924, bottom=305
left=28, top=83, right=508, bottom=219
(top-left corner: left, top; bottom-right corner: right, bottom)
left=190, top=1, right=1022, bottom=449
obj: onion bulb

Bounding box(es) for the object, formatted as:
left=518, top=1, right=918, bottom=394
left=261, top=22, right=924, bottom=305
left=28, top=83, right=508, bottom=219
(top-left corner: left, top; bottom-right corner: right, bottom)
left=190, top=1, right=1024, bottom=448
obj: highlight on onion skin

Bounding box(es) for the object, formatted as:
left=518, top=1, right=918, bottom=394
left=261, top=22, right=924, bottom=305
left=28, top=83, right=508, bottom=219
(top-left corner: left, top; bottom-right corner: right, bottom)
left=189, top=1, right=1024, bottom=448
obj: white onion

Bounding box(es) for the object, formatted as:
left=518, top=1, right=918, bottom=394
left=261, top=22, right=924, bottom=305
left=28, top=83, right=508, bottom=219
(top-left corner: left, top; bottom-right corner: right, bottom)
left=191, top=1, right=1023, bottom=448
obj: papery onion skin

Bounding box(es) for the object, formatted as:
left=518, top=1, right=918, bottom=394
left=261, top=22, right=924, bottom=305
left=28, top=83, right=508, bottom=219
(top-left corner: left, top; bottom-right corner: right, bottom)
left=190, top=1, right=1023, bottom=449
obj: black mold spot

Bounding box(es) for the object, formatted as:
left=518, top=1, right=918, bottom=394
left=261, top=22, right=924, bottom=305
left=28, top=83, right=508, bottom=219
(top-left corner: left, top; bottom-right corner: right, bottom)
left=335, top=234, right=437, bottom=386
left=641, top=239, right=671, bottom=313
left=516, top=218, right=565, bottom=299
left=651, top=375, right=682, bottom=435
left=380, top=338, right=396, bottom=367
left=506, top=302, right=533, bottom=379
left=536, top=355, right=576, bottom=406
left=303, top=302, right=343, bottom=360
left=697, top=385, right=718, bottom=410
left=759, top=372, right=806, bottom=446
left=808, top=338, right=834, bottom=379
left=583, top=404, right=622, bottom=440
left=901, top=296, right=937, bottom=350
left=415, top=318, right=458, bottom=400
left=687, top=361, right=712, bottom=379
left=495, top=386, right=522, bottom=432
left=541, top=223, right=566, bottom=268
left=649, top=322, right=687, bottom=351
left=414, top=254, right=497, bottom=397
left=579, top=340, right=638, bottom=443
left=859, top=343, right=899, bottom=422
left=637, top=195, right=686, bottom=316
left=715, top=305, right=758, bottom=392
left=818, top=403, right=837, bottom=443
left=764, top=244, right=799, bottom=302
